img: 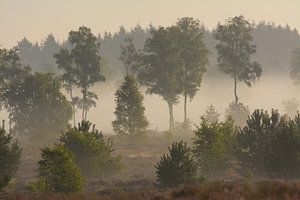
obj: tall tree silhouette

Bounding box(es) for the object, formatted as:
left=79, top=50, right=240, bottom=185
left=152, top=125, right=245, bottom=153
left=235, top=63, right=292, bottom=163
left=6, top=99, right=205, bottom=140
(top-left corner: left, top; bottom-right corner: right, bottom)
left=214, top=16, right=262, bottom=105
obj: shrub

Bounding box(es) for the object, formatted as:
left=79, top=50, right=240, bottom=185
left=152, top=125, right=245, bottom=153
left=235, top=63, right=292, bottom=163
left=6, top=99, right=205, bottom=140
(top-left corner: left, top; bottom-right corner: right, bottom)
left=60, top=121, right=122, bottom=178
left=235, top=109, right=278, bottom=177
left=38, top=144, right=83, bottom=192
left=236, top=109, right=300, bottom=178
left=265, top=112, right=300, bottom=178
left=193, top=118, right=236, bottom=180
left=0, top=127, right=22, bottom=190
left=155, top=141, right=198, bottom=187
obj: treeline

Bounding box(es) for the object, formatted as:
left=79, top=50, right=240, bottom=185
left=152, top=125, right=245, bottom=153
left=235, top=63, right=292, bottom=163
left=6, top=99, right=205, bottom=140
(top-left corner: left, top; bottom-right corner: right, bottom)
left=16, top=21, right=300, bottom=78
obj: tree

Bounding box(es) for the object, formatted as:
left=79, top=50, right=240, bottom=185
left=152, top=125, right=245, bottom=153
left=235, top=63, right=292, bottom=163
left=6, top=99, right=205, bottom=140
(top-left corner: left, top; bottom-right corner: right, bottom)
left=0, top=47, right=31, bottom=133
left=119, top=37, right=139, bottom=75
left=290, top=48, right=300, bottom=83
left=265, top=112, right=300, bottom=178
left=139, top=26, right=183, bottom=131
left=0, top=126, right=22, bottom=190
left=155, top=141, right=198, bottom=186
left=38, top=144, right=83, bottom=192
left=214, top=16, right=262, bottom=105
left=235, top=109, right=277, bottom=176
left=55, top=26, right=105, bottom=121
left=60, top=121, right=122, bottom=178
left=202, top=105, right=220, bottom=122
left=113, top=76, right=148, bottom=136
left=175, top=17, right=209, bottom=122
left=54, top=48, right=79, bottom=126
left=236, top=109, right=300, bottom=178
left=193, top=118, right=236, bottom=179
left=2, top=72, right=72, bottom=140
left=41, top=34, right=60, bottom=68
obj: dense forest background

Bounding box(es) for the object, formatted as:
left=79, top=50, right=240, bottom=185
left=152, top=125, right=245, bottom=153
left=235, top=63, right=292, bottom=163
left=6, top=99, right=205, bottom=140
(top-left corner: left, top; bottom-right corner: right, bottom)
left=16, top=22, right=300, bottom=80
left=9, top=21, right=300, bottom=132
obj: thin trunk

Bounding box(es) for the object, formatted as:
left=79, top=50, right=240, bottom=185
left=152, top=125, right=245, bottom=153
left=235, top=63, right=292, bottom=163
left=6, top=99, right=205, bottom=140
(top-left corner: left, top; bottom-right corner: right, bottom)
left=82, top=88, right=87, bottom=121
left=84, top=108, right=88, bottom=121
left=184, top=93, right=187, bottom=123
left=8, top=109, right=11, bottom=134
left=168, top=101, right=174, bottom=131
left=233, top=72, right=239, bottom=105
left=70, top=88, right=76, bottom=127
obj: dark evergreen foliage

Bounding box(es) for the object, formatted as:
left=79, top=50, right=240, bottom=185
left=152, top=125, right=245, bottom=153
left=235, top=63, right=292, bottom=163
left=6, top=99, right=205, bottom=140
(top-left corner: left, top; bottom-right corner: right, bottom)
left=155, top=141, right=198, bottom=186
left=113, top=76, right=148, bottom=136
left=0, top=127, right=21, bottom=190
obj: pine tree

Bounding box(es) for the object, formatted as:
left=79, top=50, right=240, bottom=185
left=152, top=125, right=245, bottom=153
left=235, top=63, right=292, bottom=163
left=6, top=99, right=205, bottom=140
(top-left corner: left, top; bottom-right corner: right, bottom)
left=112, top=76, right=148, bottom=136
left=203, top=105, right=220, bottom=122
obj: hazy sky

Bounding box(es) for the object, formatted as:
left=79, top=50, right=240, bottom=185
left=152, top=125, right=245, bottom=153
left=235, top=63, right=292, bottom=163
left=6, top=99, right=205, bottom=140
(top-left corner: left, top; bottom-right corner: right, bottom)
left=1, top=0, right=299, bottom=48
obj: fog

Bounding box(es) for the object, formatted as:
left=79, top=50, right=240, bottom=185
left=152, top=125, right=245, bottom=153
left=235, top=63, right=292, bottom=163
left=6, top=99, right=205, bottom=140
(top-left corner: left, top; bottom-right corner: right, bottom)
left=82, top=71, right=297, bottom=133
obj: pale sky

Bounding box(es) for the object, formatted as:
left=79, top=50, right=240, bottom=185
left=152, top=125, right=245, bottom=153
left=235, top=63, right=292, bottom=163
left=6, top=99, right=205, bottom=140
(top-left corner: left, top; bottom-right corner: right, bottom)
left=1, top=0, right=299, bottom=48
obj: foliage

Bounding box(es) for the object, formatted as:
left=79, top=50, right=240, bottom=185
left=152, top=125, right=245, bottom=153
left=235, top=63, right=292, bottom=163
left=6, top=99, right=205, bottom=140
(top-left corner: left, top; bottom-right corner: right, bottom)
left=119, top=37, right=140, bottom=75
left=0, top=47, right=72, bottom=139
left=112, top=76, right=148, bottom=136
left=0, top=127, right=22, bottom=190
left=235, top=109, right=277, bottom=176
left=202, top=105, right=220, bottom=122
left=214, top=15, right=262, bottom=104
left=290, top=48, right=300, bottom=84
left=55, top=26, right=105, bottom=121
left=264, top=112, right=300, bottom=178
left=60, top=121, right=122, bottom=178
left=26, top=178, right=47, bottom=192
left=38, top=144, right=83, bottom=192
left=139, top=26, right=183, bottom=130
left=225, top=102, right=250, bottom=127
left=175, top=17, right=209, bottom=122
left=235, top=109, right=300, bottom=178
left=155, top=141, right=198, bottom=186
left=3, top=72, right=72, bottom=139
left=193, top=118, right=236, bottom=179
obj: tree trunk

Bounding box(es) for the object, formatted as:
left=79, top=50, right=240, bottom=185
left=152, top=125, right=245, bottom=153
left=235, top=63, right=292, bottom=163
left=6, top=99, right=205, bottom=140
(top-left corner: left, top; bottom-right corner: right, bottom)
left=184, top=93, right=187, bottom=123
left=234, top=72, right=239, bottom=105
left=8, top=109, right=12, bottom=134
left=168, top=101, right=174, bottom=131
left=70, top=88, right=76, bottom=127
left=82, top=88, right=87, bottom=121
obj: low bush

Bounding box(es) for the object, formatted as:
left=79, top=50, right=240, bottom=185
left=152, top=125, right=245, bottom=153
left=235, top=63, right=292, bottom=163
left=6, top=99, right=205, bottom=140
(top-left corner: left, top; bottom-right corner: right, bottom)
left=38, top=144, right=83, bottom=192
left=155, top=141, right=199, bottom=187
left=60, top=121, right=122, bottom=178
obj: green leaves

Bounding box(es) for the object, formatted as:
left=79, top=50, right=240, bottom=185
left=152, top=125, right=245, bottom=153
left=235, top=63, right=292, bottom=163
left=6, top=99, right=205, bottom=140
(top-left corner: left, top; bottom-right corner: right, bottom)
left=113, top=76, right=148, bottom=136
left=38, top=144, right=83, bottom=192
left=55, top=26, right=105, bottom=121
left=214, top=16, right=262, bottom=104
left=155, top=141, right=198, bottom=186
left=193, top=118, right=236, bottom=179
left=236, top=109, right=300, bottom=178
left=60, top=121, right=122, bottom=178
